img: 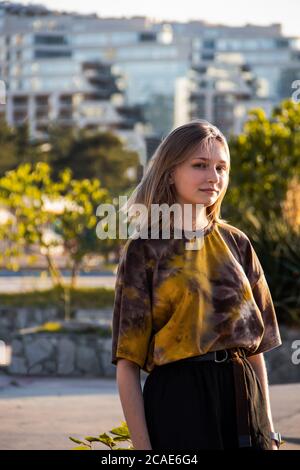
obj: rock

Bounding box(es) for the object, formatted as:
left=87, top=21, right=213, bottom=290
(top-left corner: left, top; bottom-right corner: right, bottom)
left=8, top=357, right=27, bottom=375
left=28, top=363, right=43, bottom=375
left=44, top=361, right=56, bottom=373
left=11, top=339, right=23, bottom=355
left=101, top=338, right=112, bottom=353
left=75, top=308, right=113, bottom=322
left=24, top=336, right=54, bottom=368
left=99, top=350, right=115, bottom=377
left=264, top=325, right=300, bottom=384
left=76, top=345, right=101, bottom=374
left=15, top=308, right=31, bottom=329
left=57, top=337, right=75, bottom=375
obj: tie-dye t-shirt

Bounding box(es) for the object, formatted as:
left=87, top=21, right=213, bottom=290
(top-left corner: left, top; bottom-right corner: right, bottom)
left=111, top=220, right=282, bottom=373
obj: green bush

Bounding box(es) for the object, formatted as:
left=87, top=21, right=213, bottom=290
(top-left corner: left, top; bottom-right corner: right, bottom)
left=247, top=212, right=300, bottom=327
left=69, top=421, right=134, bottom=450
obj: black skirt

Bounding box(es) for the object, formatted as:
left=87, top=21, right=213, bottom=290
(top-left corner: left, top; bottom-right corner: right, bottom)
left=142, top=354, right=272, bottom=450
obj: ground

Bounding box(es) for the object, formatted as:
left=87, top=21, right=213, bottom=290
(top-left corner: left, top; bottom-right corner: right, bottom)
left=0, top=374, right=299, bottom=450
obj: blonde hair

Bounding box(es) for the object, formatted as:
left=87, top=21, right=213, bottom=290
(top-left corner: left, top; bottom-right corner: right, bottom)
left=121, top=119, right=231, bottom=234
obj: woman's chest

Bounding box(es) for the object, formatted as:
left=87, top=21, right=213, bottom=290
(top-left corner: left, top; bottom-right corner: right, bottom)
left=150, top=239, right=253, bottom=328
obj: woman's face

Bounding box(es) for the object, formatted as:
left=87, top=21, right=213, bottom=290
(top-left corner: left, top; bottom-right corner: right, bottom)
left=170, top=140, right=229, bottom=208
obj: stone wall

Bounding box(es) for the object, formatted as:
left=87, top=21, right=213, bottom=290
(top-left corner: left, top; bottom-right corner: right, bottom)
left=0, top=306, right=118, bottom=378
left=9, top=332, right=115, bottom=377
left=0, top=306, right=112, bottom=342
left=6, top=324, right=300, bottom=383
left=1, top=307, right=300, bottom=383
left=264, top=325, right=300, bottom=384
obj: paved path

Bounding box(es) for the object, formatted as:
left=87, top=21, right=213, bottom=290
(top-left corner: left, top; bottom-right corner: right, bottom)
left=0, top=374, right=299, bottom=450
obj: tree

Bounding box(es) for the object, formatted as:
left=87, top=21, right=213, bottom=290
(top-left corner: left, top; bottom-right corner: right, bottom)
left=224, top=99, right=300, bottom=230
left=0, top=119, right=44, bottom=175
left=0, top=118, right=19, bottom=175
left=0, top=121, right=141, bottom=196
left=223, top=99, right=300, bottom=326
left=45, top=126, right=140, bottom=197
left=0, top=162, right=116, bottom=319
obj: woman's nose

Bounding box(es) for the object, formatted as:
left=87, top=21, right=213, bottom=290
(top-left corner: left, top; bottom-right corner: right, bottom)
left=207, top=168, right=219, bottom=182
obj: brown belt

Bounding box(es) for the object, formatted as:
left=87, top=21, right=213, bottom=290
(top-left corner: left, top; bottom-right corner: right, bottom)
left=178, top=347, right=252, bottom=448
left=228, top=348, right=252, bottom=447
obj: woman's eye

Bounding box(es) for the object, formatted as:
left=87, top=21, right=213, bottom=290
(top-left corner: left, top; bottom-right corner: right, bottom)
left=192, top=164, right=227, bottom=172
left=193, top=163, right=206, bottom=168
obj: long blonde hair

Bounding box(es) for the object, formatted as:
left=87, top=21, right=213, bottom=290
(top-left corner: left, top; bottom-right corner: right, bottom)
left=121, top=119, right=231, bottom=234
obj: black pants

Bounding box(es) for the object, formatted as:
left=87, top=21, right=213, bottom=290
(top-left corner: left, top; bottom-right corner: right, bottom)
left=142, top=357, right=272, bottom=450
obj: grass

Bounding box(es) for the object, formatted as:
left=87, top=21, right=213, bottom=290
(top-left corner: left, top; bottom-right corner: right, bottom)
left=0, top=286, right=115, bottom=309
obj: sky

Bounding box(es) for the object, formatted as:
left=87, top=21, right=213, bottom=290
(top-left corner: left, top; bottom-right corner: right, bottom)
left=12, top=0, right=300, bottom=37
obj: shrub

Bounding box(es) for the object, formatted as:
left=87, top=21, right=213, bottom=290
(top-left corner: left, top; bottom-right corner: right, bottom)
left=69, top=421, right=134, bottom=450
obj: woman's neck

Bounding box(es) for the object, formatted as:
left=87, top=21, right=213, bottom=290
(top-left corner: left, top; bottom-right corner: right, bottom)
left=173, top=203, right=209, bottom=231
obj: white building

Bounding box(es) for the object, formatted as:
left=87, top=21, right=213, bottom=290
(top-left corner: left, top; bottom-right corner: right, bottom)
left=175, top=55, right=274, bottom=137
left=0, top=3, right=190, bottom=143
left=0, top=3, right=300, bottom=144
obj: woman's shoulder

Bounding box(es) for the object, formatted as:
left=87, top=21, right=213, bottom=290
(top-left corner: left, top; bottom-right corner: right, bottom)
left=216, top=221, right=255, bottom=266
left=118, top=234, right=168, bottom=265
left=216, top=220, right=252, bottom=245
left=216, top=221, right=263, bottom=283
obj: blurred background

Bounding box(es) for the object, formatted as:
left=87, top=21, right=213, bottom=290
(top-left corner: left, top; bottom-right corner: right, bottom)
left=0, top=0, right=299, bottom=451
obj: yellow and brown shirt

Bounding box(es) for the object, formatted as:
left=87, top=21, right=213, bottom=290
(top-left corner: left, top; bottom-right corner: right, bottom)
left=111, top=220, right=282, bottom=373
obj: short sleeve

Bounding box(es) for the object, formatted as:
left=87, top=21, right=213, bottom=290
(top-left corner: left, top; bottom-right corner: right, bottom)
left=111, top=238, right=153, bottom=369
left=243, top=237, right=282, bottom=356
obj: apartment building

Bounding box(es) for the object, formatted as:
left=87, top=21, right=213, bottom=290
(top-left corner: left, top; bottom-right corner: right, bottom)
left=0, top=2, right=300, bottom=148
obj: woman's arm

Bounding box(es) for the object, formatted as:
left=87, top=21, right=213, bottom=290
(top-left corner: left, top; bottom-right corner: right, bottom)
left=247, top=353, right=278, bottom=450
left=116, top=358, right=152, bottom=450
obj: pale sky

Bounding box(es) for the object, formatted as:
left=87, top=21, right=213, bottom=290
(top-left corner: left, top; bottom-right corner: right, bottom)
left=13, top=0, right=300, bottom=37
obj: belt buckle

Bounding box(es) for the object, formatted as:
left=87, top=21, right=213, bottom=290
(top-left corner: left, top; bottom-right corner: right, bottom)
left=214, top=349, right=229, bottom=363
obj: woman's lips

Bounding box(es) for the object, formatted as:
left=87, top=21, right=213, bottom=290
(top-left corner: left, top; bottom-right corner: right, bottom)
left=199, top=189, right=218, bottom=194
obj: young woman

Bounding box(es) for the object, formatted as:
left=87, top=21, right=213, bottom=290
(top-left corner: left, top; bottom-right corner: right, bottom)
left=111, top=119, right=283, bottom=450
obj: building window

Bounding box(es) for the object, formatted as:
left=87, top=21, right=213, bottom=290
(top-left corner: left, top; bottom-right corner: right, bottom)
left=276, top=39, right=289, bottom=48
left=201, top=53, right=215, bottom=61
left=139, top=32, right=156, bottom=42
left=13, top=96, right=28, bottom=105
left=36, top=95, right=49, bottom=106
left=34, top=35, right=69, bottom=46
left=203, top=40, right=215, bottom=49
left=34, top=50, right=72, bottom=59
